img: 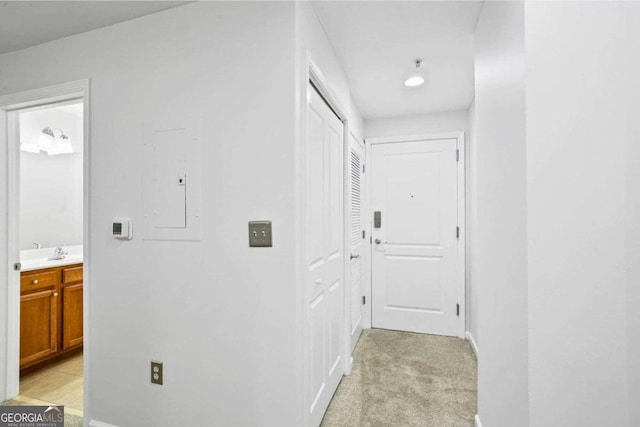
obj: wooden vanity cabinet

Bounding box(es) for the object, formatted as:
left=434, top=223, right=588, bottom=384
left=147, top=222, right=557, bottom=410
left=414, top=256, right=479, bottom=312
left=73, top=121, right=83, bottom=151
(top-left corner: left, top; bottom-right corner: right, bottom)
left=20, top=287, right=58, bottom=366
left=20, top=264, right=83, bottom=371
left=62, top=266, right=84, bottom=349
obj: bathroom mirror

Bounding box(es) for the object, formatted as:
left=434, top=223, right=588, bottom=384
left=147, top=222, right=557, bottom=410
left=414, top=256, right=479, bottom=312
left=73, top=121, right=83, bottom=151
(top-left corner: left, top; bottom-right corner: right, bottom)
left=19, top=102, right=83, bottom=251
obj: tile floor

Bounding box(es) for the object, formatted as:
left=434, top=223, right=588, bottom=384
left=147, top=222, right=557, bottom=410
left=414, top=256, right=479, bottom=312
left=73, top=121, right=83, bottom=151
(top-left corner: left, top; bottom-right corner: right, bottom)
left=17, top=353, right=83, bottom=416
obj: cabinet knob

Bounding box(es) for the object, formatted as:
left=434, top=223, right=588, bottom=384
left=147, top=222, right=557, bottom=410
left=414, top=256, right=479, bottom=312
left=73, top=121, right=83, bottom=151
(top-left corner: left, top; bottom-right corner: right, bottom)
left=53, top=292, right=58, bottom=297
left=32, top=279, right=38, bottom=284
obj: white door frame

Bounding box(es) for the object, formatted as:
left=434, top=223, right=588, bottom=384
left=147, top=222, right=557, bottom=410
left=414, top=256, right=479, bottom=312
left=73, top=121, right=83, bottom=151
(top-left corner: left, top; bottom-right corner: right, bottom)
left=298, top=52, right=352, bottom=427
left=0, top=80, right=91, bottom=416
left=347, top=130, right=366, bottom=353
left=364, top=132, right=466, bottom=339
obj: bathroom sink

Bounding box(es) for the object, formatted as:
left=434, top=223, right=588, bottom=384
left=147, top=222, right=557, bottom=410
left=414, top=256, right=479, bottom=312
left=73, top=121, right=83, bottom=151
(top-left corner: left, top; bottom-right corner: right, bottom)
left=20, top=246, right=83, bottom=272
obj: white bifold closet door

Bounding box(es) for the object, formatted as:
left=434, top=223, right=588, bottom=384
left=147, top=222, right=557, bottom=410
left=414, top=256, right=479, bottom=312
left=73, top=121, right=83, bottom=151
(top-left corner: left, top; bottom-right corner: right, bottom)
left=306, top=82, right=345, bottom=427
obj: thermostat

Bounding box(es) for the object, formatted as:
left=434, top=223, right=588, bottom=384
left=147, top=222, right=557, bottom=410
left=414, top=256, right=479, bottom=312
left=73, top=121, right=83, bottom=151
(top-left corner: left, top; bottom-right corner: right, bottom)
left=112, top=218, right=133, bottom=240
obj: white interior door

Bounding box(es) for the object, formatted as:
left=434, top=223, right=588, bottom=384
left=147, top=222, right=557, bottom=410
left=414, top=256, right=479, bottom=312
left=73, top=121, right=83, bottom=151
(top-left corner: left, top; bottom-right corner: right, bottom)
left=306, top=83, right=344, bottom=427
left=348, top=134, right=365, bottom=351
left=371, top=138, right=461, bottom=336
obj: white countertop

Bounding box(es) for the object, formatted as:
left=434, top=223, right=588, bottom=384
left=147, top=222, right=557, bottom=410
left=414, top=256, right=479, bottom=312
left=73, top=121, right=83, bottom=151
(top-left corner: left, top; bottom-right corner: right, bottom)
left=20, top=245, right=83, bottom=272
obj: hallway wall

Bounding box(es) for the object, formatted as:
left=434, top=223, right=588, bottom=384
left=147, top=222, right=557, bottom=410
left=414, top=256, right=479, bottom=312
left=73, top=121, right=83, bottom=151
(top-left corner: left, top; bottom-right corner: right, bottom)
left=467, top=100, right=478, bottom=351
left=525, top=2, right=631, bottom=425
left=475, top=2, right=640, bottom=426
left=364, top=110, right=468, bottom=139
left=474, top=2, right=529, bottom=426
left=623, top=5, right=640, bottom=426
left=0, top=3, right=300, bottom=426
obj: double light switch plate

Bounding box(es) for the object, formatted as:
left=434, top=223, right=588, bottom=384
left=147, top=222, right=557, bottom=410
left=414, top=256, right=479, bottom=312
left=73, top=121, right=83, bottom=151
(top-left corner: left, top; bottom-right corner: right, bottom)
left=249, top=221, right=272, bottom=247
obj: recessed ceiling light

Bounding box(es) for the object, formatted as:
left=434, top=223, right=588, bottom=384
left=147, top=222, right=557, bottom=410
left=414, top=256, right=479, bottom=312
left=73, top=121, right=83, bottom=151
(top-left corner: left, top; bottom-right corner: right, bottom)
left=404, top=58, right=424, bottom=87
left=404, top=76, right=425, bottom=87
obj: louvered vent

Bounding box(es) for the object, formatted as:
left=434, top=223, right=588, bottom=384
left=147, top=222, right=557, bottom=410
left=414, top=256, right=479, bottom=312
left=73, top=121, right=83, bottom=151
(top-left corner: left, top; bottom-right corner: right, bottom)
left=351, top=150, right=361, bottom=245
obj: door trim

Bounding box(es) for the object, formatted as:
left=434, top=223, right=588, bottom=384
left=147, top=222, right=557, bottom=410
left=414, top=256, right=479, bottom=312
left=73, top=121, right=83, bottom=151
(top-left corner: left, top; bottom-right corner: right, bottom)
left=298, top=52, right=352, bottom=427
left=364, top=132, right=466, bottom=339
left=0, top=80, right=91, bottom=418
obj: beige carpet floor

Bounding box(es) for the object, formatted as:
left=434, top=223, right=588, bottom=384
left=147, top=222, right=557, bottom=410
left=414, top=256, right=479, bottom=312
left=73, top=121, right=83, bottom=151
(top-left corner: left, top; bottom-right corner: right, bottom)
left=321, top=328, right=477, bottom=427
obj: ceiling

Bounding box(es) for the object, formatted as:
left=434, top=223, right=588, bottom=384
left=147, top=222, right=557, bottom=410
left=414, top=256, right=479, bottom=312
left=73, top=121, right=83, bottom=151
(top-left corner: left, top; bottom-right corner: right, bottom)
left=0, top=1, right=479, bottom=119
left=312, top=1, right=482, bottom=119
left=0, top=1, right=189, bottom=55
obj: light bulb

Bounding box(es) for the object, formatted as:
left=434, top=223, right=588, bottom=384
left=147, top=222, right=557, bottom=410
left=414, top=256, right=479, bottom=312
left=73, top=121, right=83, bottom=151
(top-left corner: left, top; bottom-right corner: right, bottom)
left=404, top=76, right=425, bottom=87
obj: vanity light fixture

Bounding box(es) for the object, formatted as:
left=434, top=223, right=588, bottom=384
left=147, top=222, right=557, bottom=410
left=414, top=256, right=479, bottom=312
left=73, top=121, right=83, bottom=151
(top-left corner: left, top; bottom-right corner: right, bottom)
left=23, top=126, right=74, bottom=155
left=404, top=58, right=425, bottom=87
left=36, top=126, right=55, bottom=152
left=20, top=141, right=40, bottom=154
left=48, top=128, right=73, bottom=155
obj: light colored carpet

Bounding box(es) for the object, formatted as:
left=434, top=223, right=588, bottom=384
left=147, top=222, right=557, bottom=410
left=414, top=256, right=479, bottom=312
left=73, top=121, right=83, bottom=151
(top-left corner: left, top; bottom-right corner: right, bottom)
left=321, top=328, right=477, bottom=427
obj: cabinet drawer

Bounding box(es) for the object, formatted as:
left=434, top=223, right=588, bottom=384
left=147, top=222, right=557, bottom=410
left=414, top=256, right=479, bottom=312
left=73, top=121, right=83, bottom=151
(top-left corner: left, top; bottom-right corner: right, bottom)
left=62, top=266, right=83, bottom=284
left=21, top=270, right=58, bottom=293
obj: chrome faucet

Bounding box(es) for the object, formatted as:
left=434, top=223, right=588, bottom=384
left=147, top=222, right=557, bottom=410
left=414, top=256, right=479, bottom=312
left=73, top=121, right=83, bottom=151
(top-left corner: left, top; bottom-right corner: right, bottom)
left=49, top=246, right=67, bottom=261
left=33, top=243, right=42, bottom=249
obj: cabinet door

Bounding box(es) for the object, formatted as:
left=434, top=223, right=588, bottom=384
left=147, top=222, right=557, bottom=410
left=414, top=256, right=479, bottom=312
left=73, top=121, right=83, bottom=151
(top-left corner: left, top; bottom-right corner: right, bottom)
left=63, top=283, right=83, bottom=349
left=20, top=289, right=58, bottom=367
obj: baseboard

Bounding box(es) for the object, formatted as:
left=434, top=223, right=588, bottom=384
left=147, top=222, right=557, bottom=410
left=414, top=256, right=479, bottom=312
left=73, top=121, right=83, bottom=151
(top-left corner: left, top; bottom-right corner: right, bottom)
left=475, top=414, right=483, bottom=427
left=89, top=420, right=120, bottom=427
left=466, top=331, right=479, bottom=358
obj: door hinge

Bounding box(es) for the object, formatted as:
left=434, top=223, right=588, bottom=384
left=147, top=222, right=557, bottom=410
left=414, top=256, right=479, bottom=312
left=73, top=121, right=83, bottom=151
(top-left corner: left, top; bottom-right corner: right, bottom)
left=456, top=303, right=460, bottom=317
left=456, top=226, right=460, bottom=239
left=362, top=296, right=366, bottom=305
left=362, top=230, right=365, bottom=239
left=362, top=164, right=365, bottom=173
left=370, top=236, right=372, bottom=244
left=456, top=149, right=460, bottom=162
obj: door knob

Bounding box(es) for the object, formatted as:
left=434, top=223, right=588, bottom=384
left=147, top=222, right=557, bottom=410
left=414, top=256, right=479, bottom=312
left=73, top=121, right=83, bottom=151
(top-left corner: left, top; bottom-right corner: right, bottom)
left=375, top=239, right=382, bottom=244
left=350, top=253, right=360, bottom=260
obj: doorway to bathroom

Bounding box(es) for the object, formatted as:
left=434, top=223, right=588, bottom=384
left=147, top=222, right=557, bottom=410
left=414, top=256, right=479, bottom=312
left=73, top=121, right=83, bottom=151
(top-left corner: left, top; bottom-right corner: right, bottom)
left=0, top=81, right=89, bottom=421
left=16, top=99, right=85, bottom=416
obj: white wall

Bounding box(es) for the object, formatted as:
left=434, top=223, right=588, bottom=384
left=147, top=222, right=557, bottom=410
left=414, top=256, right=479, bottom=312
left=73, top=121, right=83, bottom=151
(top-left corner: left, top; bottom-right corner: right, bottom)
left=349, top=98, right=364, bottom=142
left=475, top=2, right=640, bottom=426
left=364, top=110, right=469, bottom=139
left=19, top=107, right=83, bottom=250
left=467, top=99, right=478, bottom=350
left=0, top=3, right=300, bottom=426
left=474, top=2, right=529, bottom=426
left=296, top=2, right=351, bottom=111
left=525, top=2, right=633, bottom=425
left=0, top=108, right=7, bottom=405
left=625, top=5, right=640, bottom=425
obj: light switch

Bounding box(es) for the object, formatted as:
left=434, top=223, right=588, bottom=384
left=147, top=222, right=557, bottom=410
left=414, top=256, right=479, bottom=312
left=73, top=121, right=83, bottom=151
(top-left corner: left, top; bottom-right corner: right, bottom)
left=249, top=221, right=272, bottom=247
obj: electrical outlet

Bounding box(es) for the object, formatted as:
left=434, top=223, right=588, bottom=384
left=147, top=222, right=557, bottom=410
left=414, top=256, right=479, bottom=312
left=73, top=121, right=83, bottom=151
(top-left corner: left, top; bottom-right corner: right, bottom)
left=151, top=361, right=163, bottom=385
